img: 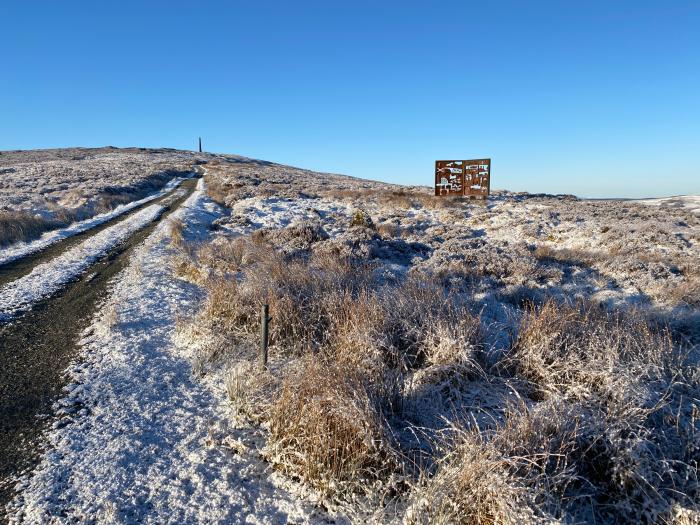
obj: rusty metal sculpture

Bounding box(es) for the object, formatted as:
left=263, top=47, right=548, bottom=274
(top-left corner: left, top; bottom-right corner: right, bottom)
left=435, top=159, right=491, bottom=198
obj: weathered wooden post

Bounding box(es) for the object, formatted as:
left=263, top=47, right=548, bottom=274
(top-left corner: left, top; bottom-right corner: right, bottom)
left=260, top=304, right=269, bottom=371
left=198, top=137, right=202, bottom=153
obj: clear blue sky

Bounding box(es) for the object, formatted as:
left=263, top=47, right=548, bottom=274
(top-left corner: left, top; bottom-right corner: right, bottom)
left=2, top=1, right=699, bottom=197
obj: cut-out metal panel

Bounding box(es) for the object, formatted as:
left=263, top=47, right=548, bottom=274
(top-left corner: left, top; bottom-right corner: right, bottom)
left=435, top=159, right=490, bottom=198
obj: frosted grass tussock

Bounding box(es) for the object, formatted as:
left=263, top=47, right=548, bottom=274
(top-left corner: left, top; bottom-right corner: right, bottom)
left=170, top=160, right=699, bottom=522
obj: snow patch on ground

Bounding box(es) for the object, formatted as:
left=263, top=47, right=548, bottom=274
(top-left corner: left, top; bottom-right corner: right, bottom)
left=0, top=204, right=164, bottom=321
left=0, top=178, right=185, bottom=266
left=227, top=196, right=357, bottom=237
left=634, top=195, right=700, bottom=215
left=6, top=181, right=340, bottom=524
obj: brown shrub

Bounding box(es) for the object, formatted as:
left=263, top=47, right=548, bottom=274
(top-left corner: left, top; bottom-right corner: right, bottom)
left=203, top=173, right=230, bottom=205
left=168, top=218, right=185, bottom=248
left=533, top=244, right=601, bottom=266
left=377, top=222, right=400, bottom=238
left=186, top=232, right=491, bottom=501
left=93, top=192, right=134, bottom=214
left=416, top=195, right=467, bottom=210
left=197, top=237, right=250, bottom=272
left=409, top=391, right=699, bottom=524
left=172, top=253, right=205, bottom=283
left=659, top=269, right=700, bottom=307
left=406, top=425, right=535, bottom=525
left=379, top=191, right=416, bottom=209
left=323, top=188, right=375, bottom=201
left=198, top=244, right=372, bottom=354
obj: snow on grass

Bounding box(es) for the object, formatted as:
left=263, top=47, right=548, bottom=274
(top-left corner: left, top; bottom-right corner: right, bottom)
left=634, top=194, right=700, bottom=215
left=227, top=196, right=357, bottom=237
left=0, top=148, right=200, bottom=218
left=0, top=204, right=165, bottom=322
left=0, top=177, right=185, bottom=266
left=6, top=181, right=341, bottom=524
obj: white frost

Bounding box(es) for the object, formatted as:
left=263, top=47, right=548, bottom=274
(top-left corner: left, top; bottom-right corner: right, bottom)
left=633, top=194, right=700, bottom=215
left=6, top=181, right=339, bottom=524
left=0, top=204, right=164, bottom=321
left=0, top=177, right=184, bottom=266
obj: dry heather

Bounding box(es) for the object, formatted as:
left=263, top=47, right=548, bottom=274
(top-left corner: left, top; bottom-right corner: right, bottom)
left=177, top=246, right=698, bottom=521
left=0, top=147, right=204, bottom=245
left=169, top=158, right=700, bottom=522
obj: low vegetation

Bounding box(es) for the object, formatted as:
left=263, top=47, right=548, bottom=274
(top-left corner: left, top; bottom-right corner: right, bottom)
left=176, top=225, right=699, bottom=522
left=167, top=158, right=699, bottom=522
left=0, top=210, right=65, bottom=247
left=0, top=147, right=202, bottom=246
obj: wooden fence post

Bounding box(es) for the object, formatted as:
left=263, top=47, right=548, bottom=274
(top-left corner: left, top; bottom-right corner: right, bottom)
left=260, top=304, right=269, bottom=371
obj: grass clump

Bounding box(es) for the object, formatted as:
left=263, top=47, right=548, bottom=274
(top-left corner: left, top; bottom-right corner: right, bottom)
left=267, top=356, right=400, bottom=498
left=203, top=172, right=230, bottom=205
left=507, top=299, right=672, bottom=400
left=182, top=233, right=487, bottom=502
left=168, top=218, right=185, bottom=248
left=180, top=226, right=699, bottom=521
left=406, top=424, right=536, bottom=525
left=0, top=210, right=64, bottom=246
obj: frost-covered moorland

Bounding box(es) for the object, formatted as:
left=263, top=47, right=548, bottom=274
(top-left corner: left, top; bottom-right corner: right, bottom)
left=0, top=147, right=199, bottom=246
left=4, top=150, right=699, bottom=523
left=178, top=159, right=699, bottom=523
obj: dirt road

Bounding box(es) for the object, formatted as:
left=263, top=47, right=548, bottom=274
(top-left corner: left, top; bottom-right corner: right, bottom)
left=0, top=178, right=198, bottom=518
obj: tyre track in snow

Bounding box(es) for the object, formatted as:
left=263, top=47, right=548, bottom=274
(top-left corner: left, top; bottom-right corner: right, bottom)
left=5, top=178, right=344, bottom=524
left=0, top=176, right=191, bottom=290
left=0, top=204, right=166, bottom=322
left=0, top=178, right=199, bottom=518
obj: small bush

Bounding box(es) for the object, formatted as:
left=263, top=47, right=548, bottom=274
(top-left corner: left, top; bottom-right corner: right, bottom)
left=377, top=222, right=400, bottom=238
left=660, top=270, right=700, bottom=307
left=380, top=191, right=416, bottom=209
left=203, top=172, right=231, bottom=205
left=406, top=425, right=535, bottom=525
left=168, top=218, right=185, bottom=248
left=533, top=244, right=601, bottom=266
left=349, top=209, right=375, bottom=229
left=409, top=393, right=700, bottom=524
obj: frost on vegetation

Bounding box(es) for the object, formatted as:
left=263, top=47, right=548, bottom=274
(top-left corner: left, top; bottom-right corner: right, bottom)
left=9, top=150, right=698, bottom=522
left=178, top=228, right=700, bottom=522
left=349, top=208, right=375, bottom=229
left=7, top=169, right=346, bottom=525
left=0, top=147, right=199, bottom=246
left=167, top=160, right=700, bottom=522
left=0, top=177, right=184, bottom=265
